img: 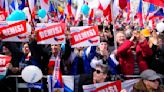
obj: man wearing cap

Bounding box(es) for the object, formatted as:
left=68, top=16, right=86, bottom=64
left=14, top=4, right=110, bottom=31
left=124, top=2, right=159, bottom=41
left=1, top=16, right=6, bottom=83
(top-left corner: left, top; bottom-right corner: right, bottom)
left=133, top=69, right=164, bottom=92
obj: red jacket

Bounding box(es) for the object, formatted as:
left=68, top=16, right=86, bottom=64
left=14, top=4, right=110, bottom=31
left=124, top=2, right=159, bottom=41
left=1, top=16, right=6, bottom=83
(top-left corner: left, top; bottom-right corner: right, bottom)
left=116, top=40, right=153, bottom=75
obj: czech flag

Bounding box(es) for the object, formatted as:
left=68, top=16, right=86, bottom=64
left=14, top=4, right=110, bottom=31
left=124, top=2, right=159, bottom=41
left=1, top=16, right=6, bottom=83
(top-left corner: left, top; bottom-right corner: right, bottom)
left=9, top=0, right=18, bottom=11
left=48, top=55, right=73, bottom=92
left=27, top=0, right=37, bottom=19
left=126, top=0, right=131, bottom=22
left=49, top=1, right=57, bottom=17
left=146, top=4, right=155, bottom=29
left=153, top=8, right=164, bottom=18
left=88, top=9, right=94, bottom=25
left=67, top=0, right=73, bottom=17
left=119, top=0, right=127, bottom=10
left=18, top=0, right=26, bottom=10
left=149, top=8, right=164, bottom=20
left=146, top=4, right=155, bottom=20
left=47, top=75, right=74, bottom=92
left=143, top=0, right=164, bottom=8
left=52, top=55, right=63, bottom=86
left=137, top=0, right=144, bottom=27
left=40, top=0, right=49, bottom=12
left=10, top=0, right=25, bottom=11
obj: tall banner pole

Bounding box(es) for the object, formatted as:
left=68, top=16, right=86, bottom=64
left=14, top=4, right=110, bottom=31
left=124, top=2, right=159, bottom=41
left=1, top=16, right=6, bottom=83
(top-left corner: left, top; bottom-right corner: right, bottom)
left=26, top=0, right=36, bottom=32
left=110, top=0, right=118, bottom=49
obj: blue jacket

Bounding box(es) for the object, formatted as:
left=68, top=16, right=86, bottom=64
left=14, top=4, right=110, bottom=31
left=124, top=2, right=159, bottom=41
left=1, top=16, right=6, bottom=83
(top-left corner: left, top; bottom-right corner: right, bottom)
left=82, top=46, right=118, bottom=74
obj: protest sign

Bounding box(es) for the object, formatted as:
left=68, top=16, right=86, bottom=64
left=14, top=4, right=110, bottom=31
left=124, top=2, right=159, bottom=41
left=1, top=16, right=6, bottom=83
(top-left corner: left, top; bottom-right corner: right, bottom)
left=122, top=79, right=139, bottom=92
left=0, top=21, right=28, bottom=42
left=36, top=23, right=65, bottom=44
left=70, top=26, right=100, bottom=47
left=94, top=80, right=122, bottom=92
left=0, top=54, right=11, bottom=80
left=83, top=79, right=139, bottom=92
left=83, top=80, right=121, bottom=92
left=83, top=81, right=122, bottom=92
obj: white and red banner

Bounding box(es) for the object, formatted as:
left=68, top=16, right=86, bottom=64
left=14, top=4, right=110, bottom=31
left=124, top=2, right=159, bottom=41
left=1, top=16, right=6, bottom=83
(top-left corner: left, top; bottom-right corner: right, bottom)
left=36, top=23, right=65, bottom=44
left=0, top=21, right=28, bottom=42
left=83, top=80, right=122, bottom=92
left=0, top=54, right=11, bottom=76
left=70, top=26, right=100, bottom=48
left=0, top=12, right=7, bottom=21
left=83, top=79, right=139, bottom=92
left=94, top=81, right=121, bottom=92
left=122, top=79, right=139, bottom=92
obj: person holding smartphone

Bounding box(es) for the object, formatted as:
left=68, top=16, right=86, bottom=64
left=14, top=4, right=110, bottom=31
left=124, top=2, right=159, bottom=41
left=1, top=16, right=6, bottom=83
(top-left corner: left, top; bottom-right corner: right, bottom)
left=114, top=30, right=153, bottom=75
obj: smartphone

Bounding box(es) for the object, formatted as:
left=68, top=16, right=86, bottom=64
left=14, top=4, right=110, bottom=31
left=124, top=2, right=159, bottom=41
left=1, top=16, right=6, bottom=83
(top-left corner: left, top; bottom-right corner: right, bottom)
left=133, top=36, right=137, bottom=42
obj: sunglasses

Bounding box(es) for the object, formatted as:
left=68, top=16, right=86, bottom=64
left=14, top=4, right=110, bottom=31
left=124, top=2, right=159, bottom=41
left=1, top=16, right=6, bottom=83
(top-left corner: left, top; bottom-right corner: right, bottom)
left=94, top=69, right=104, bottom=74
left=149, top=79, right=160, bottom=82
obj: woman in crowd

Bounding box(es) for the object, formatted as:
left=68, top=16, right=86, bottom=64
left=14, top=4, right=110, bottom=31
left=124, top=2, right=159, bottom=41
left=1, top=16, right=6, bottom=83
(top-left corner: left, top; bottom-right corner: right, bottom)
left=114, top=30, right=153, bottom=75
left=0, top=39, right=49, bottom=91
left=148, top=30, right=164, bottom=74
left=48, top=30, right=84, bottom=75
left=47, top=44, right=61, bottom=75
left=3, top=42, right=27, bottom=75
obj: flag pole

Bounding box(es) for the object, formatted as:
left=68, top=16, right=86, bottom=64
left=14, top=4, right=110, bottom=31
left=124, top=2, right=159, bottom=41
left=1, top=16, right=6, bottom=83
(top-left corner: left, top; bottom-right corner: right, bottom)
left=110, top=0, right=118, bottom=49
left=4, top=0, right=9, bottom=15
left=26, top=0, right=35, bottom=33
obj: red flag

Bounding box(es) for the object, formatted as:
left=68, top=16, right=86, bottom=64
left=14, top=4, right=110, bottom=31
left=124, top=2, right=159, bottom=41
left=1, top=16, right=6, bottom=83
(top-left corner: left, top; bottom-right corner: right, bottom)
left=119, top=0, right=127, bottom=9
left=67, top=4, right=73, bottom=16
left=126, top=0, right=130, bottom=22
left=137, top=0, right=144, bottom=27
left=152, top=18, right=155, bottom=29
left=44, top=0, right=49, bottom=4
left=143, top=0, right=164, bottom=7
left=88, top=9, right=94, bottom=25
left=103, top=4, right=112, bottom=22
left=98, top=0, right=103, bottom=11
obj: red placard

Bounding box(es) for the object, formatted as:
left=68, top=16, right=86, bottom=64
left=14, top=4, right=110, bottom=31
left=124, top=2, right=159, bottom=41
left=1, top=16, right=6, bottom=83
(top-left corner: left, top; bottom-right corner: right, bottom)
left=70, top=26, right=99, bottom=46
left=93, top=81, right=122, bottom=92
left=36, top=23, right=65, bottom=42
left=0, top=55, right=11, bottom=67
left=0, top=21, right=26, bottom=39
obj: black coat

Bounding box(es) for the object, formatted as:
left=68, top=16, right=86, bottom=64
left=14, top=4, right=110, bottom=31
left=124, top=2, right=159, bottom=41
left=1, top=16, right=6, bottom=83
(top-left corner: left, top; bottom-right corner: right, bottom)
left=77, top=74, right=93, bottom=92
left=148, top=42, right=164, bottom=74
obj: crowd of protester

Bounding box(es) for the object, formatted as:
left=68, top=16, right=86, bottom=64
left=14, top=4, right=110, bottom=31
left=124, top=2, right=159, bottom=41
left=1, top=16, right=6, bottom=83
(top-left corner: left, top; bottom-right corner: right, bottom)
left=0, top=13, right=164, bottom=92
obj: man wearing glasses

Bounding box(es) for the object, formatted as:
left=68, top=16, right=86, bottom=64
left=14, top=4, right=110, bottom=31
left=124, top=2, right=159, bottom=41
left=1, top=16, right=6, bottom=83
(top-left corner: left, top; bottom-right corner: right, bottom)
left=92, top=63, right=109, bottom=84
left=78, top=62, right=110, bottom=92
left=133, top=69, right=164, bottom=92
